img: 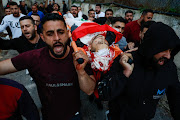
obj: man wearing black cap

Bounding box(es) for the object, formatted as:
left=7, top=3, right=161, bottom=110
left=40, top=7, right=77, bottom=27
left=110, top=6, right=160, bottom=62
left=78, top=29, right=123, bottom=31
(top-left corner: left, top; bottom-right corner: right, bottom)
left=100, top=22, right=180, bottom=120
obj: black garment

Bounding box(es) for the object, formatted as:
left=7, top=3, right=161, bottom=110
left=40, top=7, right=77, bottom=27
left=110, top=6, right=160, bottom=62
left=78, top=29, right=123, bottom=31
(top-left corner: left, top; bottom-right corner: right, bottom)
left=46, top=4, right=53, bottom=13
left=19, top=5, right=29, bottom=15
left=94, top=17, right=107, bottom=25
left=63, top=3, right=67, bottom=14
left=101, top=22, right=180, bottom=120
left=0, top=78, right=40, bottom=120
left=82, top=14, right=88, bottom=20
left=39, top=6, right=46, bottom=14
left=97, top=56, right=128, bottom=101
left=0, top=35, right=46, bottom=53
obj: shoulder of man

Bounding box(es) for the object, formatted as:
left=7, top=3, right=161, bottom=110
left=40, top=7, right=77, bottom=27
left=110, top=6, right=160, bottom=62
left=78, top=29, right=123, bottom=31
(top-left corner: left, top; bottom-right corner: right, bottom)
left=3, top=14, right=12, bottom=19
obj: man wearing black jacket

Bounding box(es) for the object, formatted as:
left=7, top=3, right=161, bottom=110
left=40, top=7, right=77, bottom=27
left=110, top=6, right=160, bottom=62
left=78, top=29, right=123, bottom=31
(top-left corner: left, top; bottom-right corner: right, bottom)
left=100, top=22, right=180, bottom=120
left=0, top=16, right=46, bottom=53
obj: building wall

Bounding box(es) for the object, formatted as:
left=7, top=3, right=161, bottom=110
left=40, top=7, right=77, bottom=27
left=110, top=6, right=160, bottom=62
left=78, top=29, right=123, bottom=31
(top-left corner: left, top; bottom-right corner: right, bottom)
left=79, top=0, right=180, bottom=13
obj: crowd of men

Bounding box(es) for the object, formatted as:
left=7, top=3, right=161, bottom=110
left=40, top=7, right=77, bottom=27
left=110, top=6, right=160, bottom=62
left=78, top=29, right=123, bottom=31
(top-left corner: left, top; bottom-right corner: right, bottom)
left=0, top=1, right=180, bottom=120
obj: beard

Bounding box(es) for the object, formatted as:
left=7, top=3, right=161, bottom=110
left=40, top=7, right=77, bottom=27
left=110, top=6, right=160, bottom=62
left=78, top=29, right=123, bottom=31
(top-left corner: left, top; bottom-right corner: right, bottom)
left=96, top=10, right=100, bottom=14
left=48, top=41, right=68, bottom=58
left=152, top=57, right=169, bottom=68
left=140, top=19, right=145, bottom=26
left=29, top=29, right=36, bottom=40
left=128, top=18, right=132, bottom=22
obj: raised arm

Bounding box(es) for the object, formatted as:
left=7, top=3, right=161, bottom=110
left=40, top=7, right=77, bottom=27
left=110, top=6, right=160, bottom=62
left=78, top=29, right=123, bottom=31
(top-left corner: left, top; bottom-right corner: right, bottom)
left=0, top=59, right=17, bottom=75
left=73, top=50, right=96, bottom=95
left=0, top=37, right=18, bottom=50
left=44, top=0, right=48, bottom=8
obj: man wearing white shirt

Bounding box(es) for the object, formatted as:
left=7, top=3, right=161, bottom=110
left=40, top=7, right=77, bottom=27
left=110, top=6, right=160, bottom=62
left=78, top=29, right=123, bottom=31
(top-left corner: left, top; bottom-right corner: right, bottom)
left=95, top=4, right=105, bottom=18
left=0, top=1, right=25, bottom=39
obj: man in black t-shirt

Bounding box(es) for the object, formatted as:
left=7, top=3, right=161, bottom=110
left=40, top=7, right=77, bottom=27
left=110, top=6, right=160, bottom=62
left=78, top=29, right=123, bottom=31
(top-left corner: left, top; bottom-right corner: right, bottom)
left=0, top=16, right=46, bottom=53
left=0, top=13, right=96, bottom=120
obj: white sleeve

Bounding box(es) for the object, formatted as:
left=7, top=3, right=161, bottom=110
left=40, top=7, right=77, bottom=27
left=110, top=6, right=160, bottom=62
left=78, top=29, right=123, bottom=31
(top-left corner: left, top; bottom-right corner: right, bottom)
left=77, top=11, right=82, bottom=19
left=0, top=17, right=8, bottom=32
left=67, top=12, right=75, bottom=18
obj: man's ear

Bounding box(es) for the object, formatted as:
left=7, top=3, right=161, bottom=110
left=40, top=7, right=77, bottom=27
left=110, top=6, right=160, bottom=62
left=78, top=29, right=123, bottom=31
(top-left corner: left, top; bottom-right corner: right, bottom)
left=40, top=33, right=45, bottom=42
left=34, top=24, right=37, bottom=31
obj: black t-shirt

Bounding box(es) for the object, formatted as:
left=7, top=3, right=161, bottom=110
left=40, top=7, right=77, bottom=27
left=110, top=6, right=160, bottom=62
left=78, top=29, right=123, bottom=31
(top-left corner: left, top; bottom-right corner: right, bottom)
left=11, top=47, right=93, bottom=120
left=0, top=35, right=46, bottom=53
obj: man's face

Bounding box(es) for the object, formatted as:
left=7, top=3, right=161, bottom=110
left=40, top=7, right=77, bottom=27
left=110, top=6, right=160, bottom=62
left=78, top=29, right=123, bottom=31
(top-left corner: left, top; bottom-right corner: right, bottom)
left=10, top=5, right=20, bottom=17
left=20, top=19, right=37, bottom=40
left=78, top=7, right=81, bottom=12
left=5, top=8, right=11, bottom=15
left=88, top=11, right=95, bottom=18
left=143, top=12, right=153, bottom=22
left=53, top=4, right=59, bottom=11
left=21, top=1, right=25, bottom=6
left=32, top=6, right=38, bottom=13
left=153, top=49, right=171, bottom=66
left=31, top=15, right=41, bottom=26
left=90, top=35, right=109, bottom=52
left=112, top=21, right=125, bottom=34
left=139, top=27, right=148, bottom=40
left=39, top=3, right=43, bottom=8
left=70, top=7, right=78, bottom=17
left=95, top=6, right=101, bottom=14
left=105, top=11, right=113, bottom=18
left=40, top=20, right=69, bottom=58
left=125, top=13, right=133, bottom=22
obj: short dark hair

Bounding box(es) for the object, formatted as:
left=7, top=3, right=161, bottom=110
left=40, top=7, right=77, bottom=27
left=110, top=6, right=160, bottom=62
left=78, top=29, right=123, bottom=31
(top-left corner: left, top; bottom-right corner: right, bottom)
left=41, top=13, right=66, bottom=30
left=19, top=16, right=35, bottom=25
left=141, top=21, right=155, bottom=31
left=125, top=10, right=133, bottom=16
left=9, top=1, right=19, bottom=7
left=32, top=5, right=38, bottom=8
left=105, top=9, right=113, bottom=15
left=96, top=4, right=101, bottom=8
left=31, top=13, right=40, bottom=17
left=88, top=9, right=95, bottom=14
left=110, top=17, right=127, bottom=25
left=142, top=9, right=154, bottom=15
left=71, top=5, right=78, bottom=9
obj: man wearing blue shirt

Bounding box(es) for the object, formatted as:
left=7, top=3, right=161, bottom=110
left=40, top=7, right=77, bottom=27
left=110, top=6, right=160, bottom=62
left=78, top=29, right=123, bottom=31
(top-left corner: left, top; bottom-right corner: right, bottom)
left=28, top=5, right=44, bottom=20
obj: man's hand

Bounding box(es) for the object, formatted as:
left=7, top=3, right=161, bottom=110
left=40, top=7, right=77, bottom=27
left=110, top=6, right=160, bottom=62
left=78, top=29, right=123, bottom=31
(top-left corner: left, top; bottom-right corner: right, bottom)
left=73, top=50, right=96, bottom=95
left=125, top=47, right=138, bottom=53
left=88, top=17, right=95, bottom=21
left=119, top=53, right=134, bottom=77
left=127, top=42, right=135, bottom=50
left=72, top=50, right=89, bottom=72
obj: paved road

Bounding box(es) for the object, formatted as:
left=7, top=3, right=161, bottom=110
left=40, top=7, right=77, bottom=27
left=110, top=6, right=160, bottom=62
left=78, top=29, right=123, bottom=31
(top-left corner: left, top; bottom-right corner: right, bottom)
left=1, top=50, right=179, bottom=120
